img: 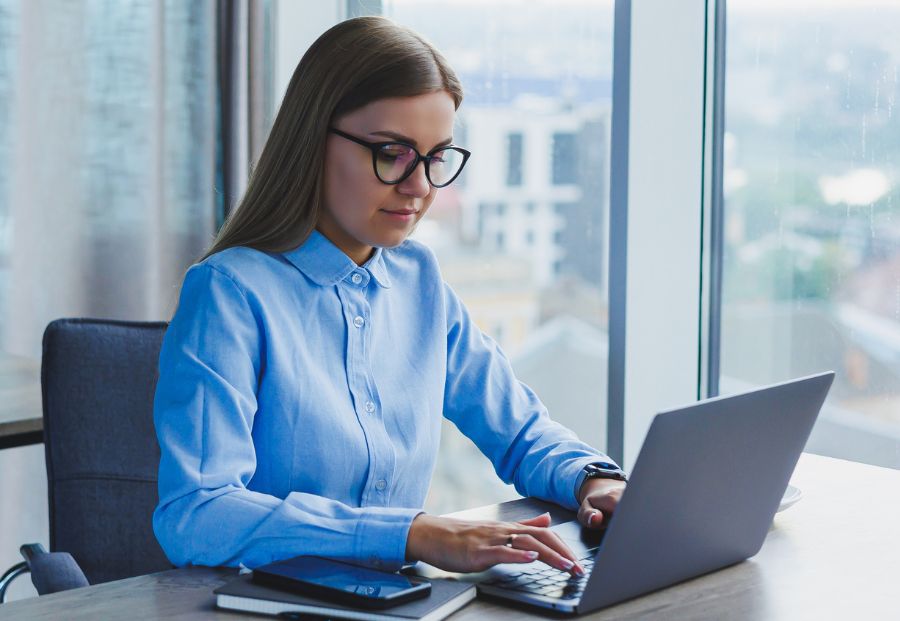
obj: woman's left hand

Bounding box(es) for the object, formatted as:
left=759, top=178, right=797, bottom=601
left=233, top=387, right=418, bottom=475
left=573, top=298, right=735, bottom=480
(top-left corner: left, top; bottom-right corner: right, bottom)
left=576, top=478, right=626, bottom=529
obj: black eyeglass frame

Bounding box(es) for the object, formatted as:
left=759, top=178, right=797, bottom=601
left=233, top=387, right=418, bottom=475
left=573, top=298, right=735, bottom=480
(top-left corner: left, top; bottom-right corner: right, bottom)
left=328, top=127, right=471, bottom=188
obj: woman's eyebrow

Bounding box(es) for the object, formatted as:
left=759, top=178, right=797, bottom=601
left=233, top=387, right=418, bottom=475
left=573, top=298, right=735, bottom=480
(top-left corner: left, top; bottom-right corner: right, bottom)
left=370, top=130, right=453, bottom=148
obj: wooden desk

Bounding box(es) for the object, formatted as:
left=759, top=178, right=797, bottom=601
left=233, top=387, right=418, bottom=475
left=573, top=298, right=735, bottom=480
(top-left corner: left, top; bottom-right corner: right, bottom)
left=0, top=354, right=42, bottom=449
left=2, top=453, right=899, bottom=620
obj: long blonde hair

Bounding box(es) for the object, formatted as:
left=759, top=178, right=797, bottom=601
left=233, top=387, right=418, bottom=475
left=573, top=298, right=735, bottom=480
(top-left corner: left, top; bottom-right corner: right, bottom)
left=200, top=16, right=464, bottom=262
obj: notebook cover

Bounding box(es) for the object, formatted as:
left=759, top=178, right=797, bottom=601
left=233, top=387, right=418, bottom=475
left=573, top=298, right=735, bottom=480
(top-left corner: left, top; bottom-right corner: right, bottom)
left=214, top=573, right=476, bottom=621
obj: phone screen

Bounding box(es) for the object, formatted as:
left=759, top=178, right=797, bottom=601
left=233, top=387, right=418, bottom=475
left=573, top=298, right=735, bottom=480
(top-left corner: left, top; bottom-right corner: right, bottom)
left=253, top=556, right=431, bottom=607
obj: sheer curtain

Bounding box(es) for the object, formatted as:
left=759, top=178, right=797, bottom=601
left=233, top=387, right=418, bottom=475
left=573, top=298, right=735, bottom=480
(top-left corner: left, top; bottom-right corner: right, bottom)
left=0, top=0, right=274, bottom=599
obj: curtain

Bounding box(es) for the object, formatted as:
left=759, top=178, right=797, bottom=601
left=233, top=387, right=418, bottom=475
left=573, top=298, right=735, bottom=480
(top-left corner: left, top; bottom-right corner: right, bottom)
left=0, top=0, right=273, bottom=358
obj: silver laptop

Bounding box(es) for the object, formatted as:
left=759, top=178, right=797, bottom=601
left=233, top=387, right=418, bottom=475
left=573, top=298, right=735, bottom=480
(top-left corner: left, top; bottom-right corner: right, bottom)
left=419, top=372, right=834, bottom=614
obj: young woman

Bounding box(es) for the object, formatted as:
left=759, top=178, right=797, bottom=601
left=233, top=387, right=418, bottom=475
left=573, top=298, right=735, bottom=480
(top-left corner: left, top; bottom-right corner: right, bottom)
left=153, top=16, right=625, bottom=578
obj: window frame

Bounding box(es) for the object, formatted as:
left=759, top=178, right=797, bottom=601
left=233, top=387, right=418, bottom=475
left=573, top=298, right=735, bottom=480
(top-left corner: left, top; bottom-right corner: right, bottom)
left=607, top=0, right=713, bottom=468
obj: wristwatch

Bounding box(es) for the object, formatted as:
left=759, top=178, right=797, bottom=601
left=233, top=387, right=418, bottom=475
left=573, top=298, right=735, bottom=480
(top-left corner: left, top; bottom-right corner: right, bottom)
left=575, top=462, right=628, bottom=500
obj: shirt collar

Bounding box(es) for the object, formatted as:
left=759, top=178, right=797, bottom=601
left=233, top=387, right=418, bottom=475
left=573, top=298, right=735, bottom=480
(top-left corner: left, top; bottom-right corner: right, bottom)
left=282, top=230, right=392, bottom=289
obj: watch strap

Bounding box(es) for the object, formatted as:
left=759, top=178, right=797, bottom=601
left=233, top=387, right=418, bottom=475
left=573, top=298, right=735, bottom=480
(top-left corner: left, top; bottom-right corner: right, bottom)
left=575, top=461, right=627, bottom=502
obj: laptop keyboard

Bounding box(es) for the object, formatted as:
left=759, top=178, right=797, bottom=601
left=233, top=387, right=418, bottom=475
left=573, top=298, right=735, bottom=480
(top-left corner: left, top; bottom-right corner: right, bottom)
left=482, top=549, right=597, bottom=601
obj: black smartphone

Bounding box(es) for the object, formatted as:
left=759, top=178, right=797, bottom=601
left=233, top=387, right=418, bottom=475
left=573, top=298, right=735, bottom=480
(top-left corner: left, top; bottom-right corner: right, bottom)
left=252, top=555, right=432, bottom=609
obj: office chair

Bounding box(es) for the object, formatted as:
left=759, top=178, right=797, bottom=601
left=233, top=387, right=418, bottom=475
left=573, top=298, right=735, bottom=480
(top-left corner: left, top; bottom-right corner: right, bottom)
left=0, top=319, right=172, bottom=602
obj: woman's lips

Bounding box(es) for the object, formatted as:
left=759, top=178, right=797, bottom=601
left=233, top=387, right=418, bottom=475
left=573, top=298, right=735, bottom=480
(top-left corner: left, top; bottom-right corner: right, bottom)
left=380, top=209, right=418, bottom=219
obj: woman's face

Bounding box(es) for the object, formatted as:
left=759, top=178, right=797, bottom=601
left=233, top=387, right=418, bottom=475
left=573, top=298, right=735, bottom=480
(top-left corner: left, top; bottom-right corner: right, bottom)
left=319, top=90, right=457, bottom=265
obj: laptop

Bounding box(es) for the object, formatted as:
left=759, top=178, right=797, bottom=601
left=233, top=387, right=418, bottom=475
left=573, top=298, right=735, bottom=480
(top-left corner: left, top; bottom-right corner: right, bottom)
left=415, top=372, right=834, bottom=614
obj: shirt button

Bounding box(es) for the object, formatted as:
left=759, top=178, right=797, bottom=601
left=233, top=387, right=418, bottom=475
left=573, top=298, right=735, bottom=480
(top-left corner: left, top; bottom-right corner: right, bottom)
left=365, top=401, right=376, bottom=413
left=375, top=479, right=387, bottom=491
left=351, top=273, right=363, bottom=285
left=353, top=316, right=365, bottom=328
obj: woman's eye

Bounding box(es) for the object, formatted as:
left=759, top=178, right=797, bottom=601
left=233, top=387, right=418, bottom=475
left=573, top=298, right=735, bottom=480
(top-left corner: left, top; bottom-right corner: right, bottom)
left=378, top=146, right=409, bottom=161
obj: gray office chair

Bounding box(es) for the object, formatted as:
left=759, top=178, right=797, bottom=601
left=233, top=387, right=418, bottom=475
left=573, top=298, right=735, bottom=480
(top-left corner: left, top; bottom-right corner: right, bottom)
left=0, top=319, right=173, bottom=602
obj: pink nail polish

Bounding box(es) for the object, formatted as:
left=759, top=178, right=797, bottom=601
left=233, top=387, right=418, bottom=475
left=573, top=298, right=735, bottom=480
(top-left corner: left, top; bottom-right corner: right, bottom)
left=526, top=551, right=539, bottom=560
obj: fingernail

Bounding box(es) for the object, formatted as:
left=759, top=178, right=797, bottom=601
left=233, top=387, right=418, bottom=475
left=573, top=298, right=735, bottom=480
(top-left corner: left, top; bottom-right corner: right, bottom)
left=560, top=559, right=574, bottom=570
left=526, top=551, right=539, bottom=560
left=574, top=564, right=586, bottom=576
left=589, top=511, right=598, bottom=525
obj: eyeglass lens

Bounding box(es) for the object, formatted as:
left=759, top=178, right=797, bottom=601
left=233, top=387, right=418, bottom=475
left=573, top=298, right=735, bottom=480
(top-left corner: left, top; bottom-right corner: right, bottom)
left=375, top=144, right=465, bottom=186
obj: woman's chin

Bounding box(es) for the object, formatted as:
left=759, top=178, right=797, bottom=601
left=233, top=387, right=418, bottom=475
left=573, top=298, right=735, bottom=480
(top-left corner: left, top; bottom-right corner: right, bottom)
left=372, top=231, right=414, bottom=249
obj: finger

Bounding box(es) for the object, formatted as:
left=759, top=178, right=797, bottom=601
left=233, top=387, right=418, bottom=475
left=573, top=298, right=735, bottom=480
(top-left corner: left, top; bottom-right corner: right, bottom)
left=521, top=526, right=585, bottom=575
left=516, top=512, right=551, bottom=528
left=482, top=545, right=540, bottom=569
left=577, top=500, right=605, bottom=530
left=511, top=533, right=581, bottom=575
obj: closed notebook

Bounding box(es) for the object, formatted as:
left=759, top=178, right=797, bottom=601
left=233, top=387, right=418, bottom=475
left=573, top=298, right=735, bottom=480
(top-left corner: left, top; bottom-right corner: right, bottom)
left=214, top=573, right=476, bottom=621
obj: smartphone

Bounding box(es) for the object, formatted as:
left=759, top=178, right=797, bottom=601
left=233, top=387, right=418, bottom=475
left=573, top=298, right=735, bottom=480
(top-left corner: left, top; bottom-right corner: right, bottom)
left=252, top=555, right=432, bottom=609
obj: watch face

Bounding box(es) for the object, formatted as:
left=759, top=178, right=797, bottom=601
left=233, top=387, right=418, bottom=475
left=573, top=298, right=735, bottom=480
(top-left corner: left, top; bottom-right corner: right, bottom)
left=586, top=463, right=627, bottom=481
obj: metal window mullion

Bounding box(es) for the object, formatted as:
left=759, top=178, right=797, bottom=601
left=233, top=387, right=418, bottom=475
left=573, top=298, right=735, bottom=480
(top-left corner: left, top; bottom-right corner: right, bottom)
left=607, top=0, right=632, bottom=466
left=608, top=0, right=709, bottom=469
left=705, top=0, right=727, bottom=399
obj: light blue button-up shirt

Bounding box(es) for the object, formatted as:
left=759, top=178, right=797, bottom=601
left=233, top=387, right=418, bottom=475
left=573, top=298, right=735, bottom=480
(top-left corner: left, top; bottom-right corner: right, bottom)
left=153, top=231, right=614, bottom=571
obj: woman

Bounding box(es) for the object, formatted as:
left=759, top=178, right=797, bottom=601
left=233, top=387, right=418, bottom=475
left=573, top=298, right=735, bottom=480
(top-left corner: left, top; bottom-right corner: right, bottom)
left=153, top=16, right=625, bottom=578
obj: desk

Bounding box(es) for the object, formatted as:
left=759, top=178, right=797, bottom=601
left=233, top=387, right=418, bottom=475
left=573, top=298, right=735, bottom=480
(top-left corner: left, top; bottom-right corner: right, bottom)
left=2, top=453, right=899, bottom=620
left=0, top=355, right=42, bottom=449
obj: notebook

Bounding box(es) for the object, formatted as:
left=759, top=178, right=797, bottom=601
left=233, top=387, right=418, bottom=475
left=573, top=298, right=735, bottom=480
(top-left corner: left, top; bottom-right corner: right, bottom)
left=214, top=572, right=476, bottom=621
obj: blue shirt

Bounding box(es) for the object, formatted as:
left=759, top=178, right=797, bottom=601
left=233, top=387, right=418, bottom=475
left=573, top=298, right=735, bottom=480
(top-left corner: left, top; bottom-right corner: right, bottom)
left=153, top=230, right=614, bottom=571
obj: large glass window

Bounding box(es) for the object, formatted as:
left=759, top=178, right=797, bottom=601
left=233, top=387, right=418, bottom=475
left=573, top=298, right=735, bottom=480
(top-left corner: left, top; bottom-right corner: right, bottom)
left=384, top=0, right=615, bottom=513
left=721, top=0, right=900, bottom=468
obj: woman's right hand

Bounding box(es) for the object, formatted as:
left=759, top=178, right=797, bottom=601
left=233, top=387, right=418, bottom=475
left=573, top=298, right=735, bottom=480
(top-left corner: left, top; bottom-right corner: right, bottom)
left=404, top=512, right=584, bottom=575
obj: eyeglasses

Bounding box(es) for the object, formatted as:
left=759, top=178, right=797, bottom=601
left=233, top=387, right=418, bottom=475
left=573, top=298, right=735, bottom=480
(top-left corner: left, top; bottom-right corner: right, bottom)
left=328, top=127, right=471, bottom=188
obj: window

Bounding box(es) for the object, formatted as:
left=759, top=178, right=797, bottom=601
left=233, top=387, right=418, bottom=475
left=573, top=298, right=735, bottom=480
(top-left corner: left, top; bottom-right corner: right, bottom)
left=384, top=0, right=615, bottom=513
left=552, top=132, right=578, bottom=185
left=506, top=132, right=523, bottom=186
left=720, top=0, right=900, bottom=469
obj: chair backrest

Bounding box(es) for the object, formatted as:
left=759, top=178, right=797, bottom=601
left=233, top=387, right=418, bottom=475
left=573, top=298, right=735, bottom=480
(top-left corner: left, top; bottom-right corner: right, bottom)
left=41, top=318, right=172, bottom=584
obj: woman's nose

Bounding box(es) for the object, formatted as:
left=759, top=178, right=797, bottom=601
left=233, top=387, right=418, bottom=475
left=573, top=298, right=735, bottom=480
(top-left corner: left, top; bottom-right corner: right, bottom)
left=396, top=161, right=431, bottom=197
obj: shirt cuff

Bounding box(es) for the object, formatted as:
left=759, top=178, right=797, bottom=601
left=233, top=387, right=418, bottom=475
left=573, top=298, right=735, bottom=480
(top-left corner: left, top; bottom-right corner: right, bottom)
left=354, top=506, right=424, bottom=571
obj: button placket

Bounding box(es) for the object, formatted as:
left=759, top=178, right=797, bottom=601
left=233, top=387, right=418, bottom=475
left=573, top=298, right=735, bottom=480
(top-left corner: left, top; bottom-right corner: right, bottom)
left=337, top=284, right=381, bottom=506
left=341, top=284, right=394, bottom=507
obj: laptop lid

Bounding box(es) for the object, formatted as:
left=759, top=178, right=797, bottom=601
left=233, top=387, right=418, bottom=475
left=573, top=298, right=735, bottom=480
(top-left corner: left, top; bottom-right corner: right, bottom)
left=578, top=371, right=834, bottom=613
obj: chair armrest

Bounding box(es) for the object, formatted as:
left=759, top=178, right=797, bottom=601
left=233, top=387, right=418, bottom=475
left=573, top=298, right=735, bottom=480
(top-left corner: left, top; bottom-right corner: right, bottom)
left=0, top=561, right=29, bottom=603
left=19, top=543, right=89, bottom=596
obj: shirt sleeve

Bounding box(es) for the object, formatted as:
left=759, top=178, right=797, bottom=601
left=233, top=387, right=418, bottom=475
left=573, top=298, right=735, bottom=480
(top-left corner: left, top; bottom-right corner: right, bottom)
left=153, top=263, right=421, bottom=571
left=440, top=282, right=619, bottom=510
